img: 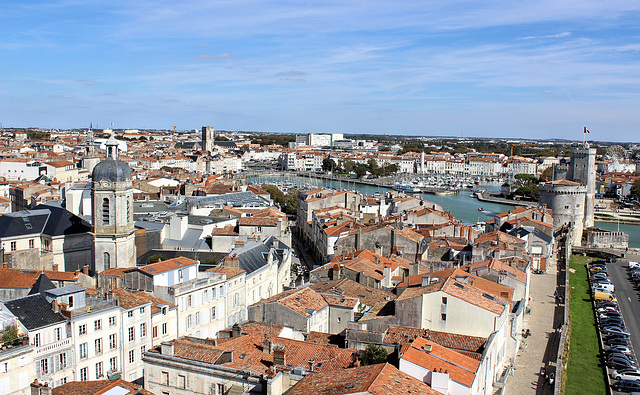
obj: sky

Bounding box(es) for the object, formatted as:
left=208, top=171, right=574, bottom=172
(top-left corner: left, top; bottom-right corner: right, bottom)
left=1, top=1, right=639, bottom=141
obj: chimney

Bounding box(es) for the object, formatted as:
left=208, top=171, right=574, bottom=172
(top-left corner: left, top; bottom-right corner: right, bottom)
left=231, top=323, right=242, bottom=338
left=423, top=344, right=432, bottom=352
left=81, top=265, right=89, bottom=275
left=224, top=255, right=240, bottom=269
left=52, top=264, right=58, bottom=272
left=51, top=300, right=59, bottom=313
left=263, top=338, right=273, bottom=354
left=308, top=359, right=315, bottom=372
left=161, top=342, right=174, bottom=356
left=273, top=346, right=286, bottom=366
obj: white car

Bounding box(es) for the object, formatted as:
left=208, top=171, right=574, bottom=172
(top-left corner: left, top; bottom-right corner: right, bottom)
left=612, top=371, right=640, bottom=381
left=628, top=261, right=640, bottom=269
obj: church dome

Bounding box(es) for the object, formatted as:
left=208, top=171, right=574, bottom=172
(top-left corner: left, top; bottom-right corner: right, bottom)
left=92, top=158, right=132, bottom=183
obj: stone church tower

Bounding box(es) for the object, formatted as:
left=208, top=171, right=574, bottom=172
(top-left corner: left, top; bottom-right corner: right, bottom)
left=92, top=135, right=136, bottom=273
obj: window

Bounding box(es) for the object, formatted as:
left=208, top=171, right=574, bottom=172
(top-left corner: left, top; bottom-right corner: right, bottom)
left=94, top=319, right=102, bottom=331
left=178, top=375, right=186, bottom=389
left=186, top=315, right=192, bottom=329
left=55, top=327, right=61, bottom=341
left=178, top=269, right=184, bottom=282
left=69, top=296, right=74, bottom=308
left=43, top=239, right=50, bottom=251
left=102, top=198, right=110, bottom=224
left=153, top=326, right=158, bottom=338
left=29, top=239, right=34, bottom=249
left=79, top=324, right=87, bottom=336
left=34, top=333, right=41, bottom=347
left=213, top=287, right=217, bottom=299
left=95, top=338, right=102, bottom=354
left=128, top=327, right=135, bottom=342
left=40, top=359, right=48, bottom=374
left=211, top=306, right=216, bottom=320
left=80, top=367, right=88, bottom=381
left=109, top=357, right=117, bottom=372
left=233, top=293, right=239, bottom=307
left=187, top=295, right=192, bottom=308
left=140, top=323, right=146, bottom=338
left=162, top=323, right=167, bottom=335
left=195, top=312, right=200, bottom=326
left=109, top=316, right=116, bottom=326
left=442, top=297, right=448, bottom=305
left=141, top=345, right=146, bottom=355
left=128, top=310, right=134, bottom=318
left=127, top=199, right=131, bottom=222
left=104, top=252, right=110, bottom=270
left=128, top=350, right=135, bottom=364
left=441, top=313, right=447, bottom=321
left=204, top=289, right=208, bottom=302
left=217, top=383, right=225, bottom=395
left=109, top=334, right=117, bottom=349
left=10, top=242, right=16, bottom=251
left=162, top=371, right=169, bottom=385
left=96, top=361, right=103, bottom=378
left=140, top=307, right=145, bottom=314
left=79, top=343, right=87, bottom=359
left=58, top=353, right=67, bottom=368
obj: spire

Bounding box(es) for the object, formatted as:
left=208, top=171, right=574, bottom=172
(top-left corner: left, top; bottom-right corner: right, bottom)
left=105, top=131, right=120, bottom=159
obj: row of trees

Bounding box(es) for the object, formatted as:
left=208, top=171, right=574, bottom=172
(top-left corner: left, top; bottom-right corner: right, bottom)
left=322, top=158, right=399, bottom=178
left=261, top=184, right=298, bottom=215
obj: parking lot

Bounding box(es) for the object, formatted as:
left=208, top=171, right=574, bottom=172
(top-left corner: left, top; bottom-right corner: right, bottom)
left=588, top=258, right=640, bottom=393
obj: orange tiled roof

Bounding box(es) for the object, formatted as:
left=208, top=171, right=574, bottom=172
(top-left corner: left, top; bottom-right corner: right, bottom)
left=251, top=287, right=328, bottom=316
left=284, top=363, right=439, bottom=395
left=133, top=256, right=198, bottom=275
left=205, top=265, right=246, bottom=278
left=110, top=288, right=151, bottom=310
left=401, top=337, right=479, bottom=388
left=52, top=378, right=153, bottom=395
left=309, top=278, right=395, bottom=306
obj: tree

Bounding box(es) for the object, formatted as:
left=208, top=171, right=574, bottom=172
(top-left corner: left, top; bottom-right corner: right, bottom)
left=631, top=178, right=640, bottom=199
left=360, top=343, right=388, bottom=366
left=147, top=254, right=166, bottom=264
left=215, top=136, right=230, bottom=141
left=540, top=167, right=553, bottom=182
left=322, top=158, right=336, bottom=172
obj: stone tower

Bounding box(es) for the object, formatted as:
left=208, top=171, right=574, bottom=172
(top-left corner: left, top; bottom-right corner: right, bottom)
left=567, top=142, right=596, bottom=228
left=539, top=180, right=587, bottom=247
left=202, top=126, right=215, bottom=152
left=83, top=124, right=100, bottom=175
left=92, top=134, right=136, bottom=273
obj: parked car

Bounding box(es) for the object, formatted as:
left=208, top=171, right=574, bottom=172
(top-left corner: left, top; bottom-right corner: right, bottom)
left=607, top=352, right=636, bottom=363
left=609, top=357, right=638, bottom=370
left=612, top=380, right=640, bottom=392
left=612, top=371, right=640, bottom=382
left=601, top=326, right=631, bottom=336
left=600, top=319, right=625, bottom=329
left=611, top=368, right=640, bottom=378
left=607, top=338, right=630, bottom=347
left=606, top=257, right=618, bottom=263
left=628, top=261, right=640, bottom=269
left=604, top=346, right=631, bottom=354
left=593, top=284, right=615, bottom=293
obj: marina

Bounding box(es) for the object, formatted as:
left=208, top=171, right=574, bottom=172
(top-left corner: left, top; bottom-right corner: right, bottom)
left=246, top=172, right=640, bottom=248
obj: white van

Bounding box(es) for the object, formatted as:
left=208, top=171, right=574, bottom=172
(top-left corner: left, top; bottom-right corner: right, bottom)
left=593, top=283, right=615, bottom=293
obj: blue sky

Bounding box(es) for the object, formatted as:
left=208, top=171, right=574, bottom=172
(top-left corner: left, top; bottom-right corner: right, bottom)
left=1, top=1, right=639, bottom=141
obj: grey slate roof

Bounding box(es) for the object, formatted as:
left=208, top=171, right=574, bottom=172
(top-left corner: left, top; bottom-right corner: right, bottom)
left=28, top=273, right=56, bottom=295
left=3, top=293, right=67, bottom=330
left=230, top=236, right=289, bottom=274
left=44, top=284, right=86, bottom=296
left=174, top=191, right=270, bottom=211
left=0, top=204, right=91, bottom=239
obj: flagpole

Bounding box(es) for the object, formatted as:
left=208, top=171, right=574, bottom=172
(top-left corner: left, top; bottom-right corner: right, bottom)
left=583, top=126, right=586, bottom=145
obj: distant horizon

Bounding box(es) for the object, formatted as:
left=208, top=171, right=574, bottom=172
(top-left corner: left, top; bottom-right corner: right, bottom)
left=5, top=125, right=638, bottom=145
left=2, top=1, right=639, bottom=142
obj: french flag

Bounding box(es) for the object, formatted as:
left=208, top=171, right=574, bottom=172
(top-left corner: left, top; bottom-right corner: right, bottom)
left=584, top=126, right=590, bottom=134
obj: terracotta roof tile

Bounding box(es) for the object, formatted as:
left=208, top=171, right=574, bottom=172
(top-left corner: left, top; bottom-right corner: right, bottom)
left=401, top=337, right=479, bottom=387
left=131, top=256, right=198, bottom=275
left=205, top=265, right=246, bottom=278
left=284, top=363, right=439, bottom=395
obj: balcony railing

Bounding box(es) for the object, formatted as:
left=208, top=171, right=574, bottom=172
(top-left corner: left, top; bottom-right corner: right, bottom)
left=35, top=338, right=71, bottom=355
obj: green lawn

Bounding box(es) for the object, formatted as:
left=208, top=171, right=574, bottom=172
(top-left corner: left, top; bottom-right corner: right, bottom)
left=564, top=255, right=607, bottom=394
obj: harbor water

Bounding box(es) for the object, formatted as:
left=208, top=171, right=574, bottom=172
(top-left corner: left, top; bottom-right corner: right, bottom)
left=247, top=174, right=640, bottom=248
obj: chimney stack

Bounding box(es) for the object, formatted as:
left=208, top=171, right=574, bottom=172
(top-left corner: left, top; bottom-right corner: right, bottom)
left=273, top=346, right=286, bottom=366
left=308, top=359, right=315, bottom=372
left=161, top=342, right=174, bottom=356
left=263, top=338, right=273, bottom=354
left=231, top=323, right=242, bottom=338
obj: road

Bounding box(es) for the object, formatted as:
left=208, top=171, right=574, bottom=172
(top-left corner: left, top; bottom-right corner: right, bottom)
left=607, top=261, right=640, bottom=362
